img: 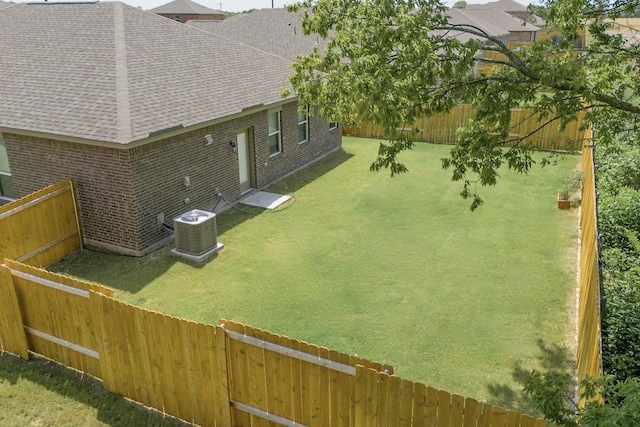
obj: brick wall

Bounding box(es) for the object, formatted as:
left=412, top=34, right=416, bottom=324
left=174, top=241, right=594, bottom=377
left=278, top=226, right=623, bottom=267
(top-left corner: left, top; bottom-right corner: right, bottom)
left=3, top=134, right=141, bottom=251
left=508, top=31, right=536, bottom=43
left=2, top=100, right=341, bottom=255
left=253, top=102, right=342, bottom=188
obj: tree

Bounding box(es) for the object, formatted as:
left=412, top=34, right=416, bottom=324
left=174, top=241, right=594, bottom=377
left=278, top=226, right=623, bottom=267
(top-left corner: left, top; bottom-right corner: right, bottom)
left=286, top=0, right=640, bottom=209
left=452, top=0, right=467, bottom=8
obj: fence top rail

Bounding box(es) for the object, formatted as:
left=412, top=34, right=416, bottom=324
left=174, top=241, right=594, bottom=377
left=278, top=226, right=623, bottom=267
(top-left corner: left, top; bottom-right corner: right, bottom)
left=0, top=180, right=73, bottom=217
left=6, top=266, right=90, bottom=298
left=222, top=326, right=357, bottom=376
left=0, top=185, right=71, bottom=221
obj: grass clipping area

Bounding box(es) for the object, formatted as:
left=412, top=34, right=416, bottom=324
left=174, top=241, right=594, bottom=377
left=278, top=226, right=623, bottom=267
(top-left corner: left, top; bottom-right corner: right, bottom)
left=47, top=137, right=580, bottom=412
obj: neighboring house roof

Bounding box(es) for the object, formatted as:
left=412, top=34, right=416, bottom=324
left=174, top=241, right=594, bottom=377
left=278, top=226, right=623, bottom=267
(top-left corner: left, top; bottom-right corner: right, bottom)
left=188, top=8, right=329, bottom=62
left=445, top=8, right=511, bottom=39
left=150, top=0, right=221, bottom=15
left=466, top=0, right=527, bottom=12
left=466, top=0, right=546, bottom=26
left=0, top=2, right=293, bottom=146
left=446, top=8, right=539, bottom=36
left=0, top=1, right=13, bottom=10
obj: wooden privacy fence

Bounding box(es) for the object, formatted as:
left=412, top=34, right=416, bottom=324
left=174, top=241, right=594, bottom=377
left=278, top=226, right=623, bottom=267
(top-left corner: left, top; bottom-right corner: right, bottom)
left=0, top=259, right=547, bottom=427
left=0, top=179, right=82, bottom=267
left=576, top=131, right=603, bottom=403
left=343, top=105, right=586, bottom=152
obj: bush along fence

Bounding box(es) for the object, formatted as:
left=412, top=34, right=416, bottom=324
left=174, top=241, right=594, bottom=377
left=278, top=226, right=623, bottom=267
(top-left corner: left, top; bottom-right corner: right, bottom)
left=0, top=258, right=548, bottom=426
left=343, top=105, right=586, bottom=152
left=576, top=133, right=603, bottom=403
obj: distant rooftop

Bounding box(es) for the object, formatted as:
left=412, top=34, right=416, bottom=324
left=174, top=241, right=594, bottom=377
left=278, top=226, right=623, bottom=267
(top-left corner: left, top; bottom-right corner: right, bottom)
left=189, top=8, right=330, bottom=62
left=150, top=0, right=221, bottom=15
left=447, top=8, right=539, bottom=35
left=466, top=0, right=528, bottom=12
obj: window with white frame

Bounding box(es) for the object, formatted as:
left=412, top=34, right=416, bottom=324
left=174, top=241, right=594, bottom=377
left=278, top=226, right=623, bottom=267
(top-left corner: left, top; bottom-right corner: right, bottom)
left=298, top=106, right=309, bottom=144
left=329, top=121, right=339, bottom=130
left=0, top=138, right=15, bottom=199
left=268, top=110, right=282, bottom=156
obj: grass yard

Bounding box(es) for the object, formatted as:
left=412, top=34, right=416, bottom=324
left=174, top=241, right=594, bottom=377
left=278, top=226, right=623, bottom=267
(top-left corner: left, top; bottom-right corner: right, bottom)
left=42, top=137, right=578, bottom=415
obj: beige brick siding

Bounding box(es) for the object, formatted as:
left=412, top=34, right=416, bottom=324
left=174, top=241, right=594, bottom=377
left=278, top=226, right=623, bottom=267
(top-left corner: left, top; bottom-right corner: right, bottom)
left=157, top=13, right=223, bottom=24
left=3, top=100, right=341, bottom=255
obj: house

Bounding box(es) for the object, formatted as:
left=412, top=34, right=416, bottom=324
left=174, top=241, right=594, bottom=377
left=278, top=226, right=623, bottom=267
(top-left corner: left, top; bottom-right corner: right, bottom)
left=187, top=8, right=330, bottom=62
left=605, top=17, right=640, bottom=46
left=446, top=8, right=540, bottom=47
left=0, top=2, right=341, bottom=256
left=150, top=0, right=223, bottom=23
left=466, top=0, right=546, bottom=27
left=0, top=1, right=11, bottom=10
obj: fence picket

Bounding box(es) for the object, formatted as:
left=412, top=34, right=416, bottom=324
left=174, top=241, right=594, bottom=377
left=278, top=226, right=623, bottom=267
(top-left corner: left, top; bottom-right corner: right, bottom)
left=317, top=346, right=331, bottom=426
left=387, top=375, right=402, bottom=426
left=413, top=382, right=427, bottom=427
left=0, top=264, right=28, bottom=358
left=376, top=371, right=390, bottom=427
left=354, top=365, right=368, bottom=426
left=462, top=397, right=479, bottom=427
left=398, top=379, right=414, bottom=427
left=491, top=406, right=508, bottom=427
left=450, top=394, right=465, bottom=426
left=505, top=410, right=521, bottom=427
left=246, top=326, right=269, bottom=427
left=365, top=367, right=379, bottom=426
left=477, top=402, right=492, bottom=427
left=437, top=390, right=452, bottom=427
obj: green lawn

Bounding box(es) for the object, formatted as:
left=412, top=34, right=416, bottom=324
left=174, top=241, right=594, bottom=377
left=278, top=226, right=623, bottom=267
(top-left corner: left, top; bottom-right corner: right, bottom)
left=0, top=352, right=189, bottom=427
left=44, top=137, right=578, bottom=412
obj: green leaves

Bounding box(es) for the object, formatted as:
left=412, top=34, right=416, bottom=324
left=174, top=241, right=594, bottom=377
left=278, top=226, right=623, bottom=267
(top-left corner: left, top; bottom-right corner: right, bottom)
left=287, top=0, right=640, bottom=209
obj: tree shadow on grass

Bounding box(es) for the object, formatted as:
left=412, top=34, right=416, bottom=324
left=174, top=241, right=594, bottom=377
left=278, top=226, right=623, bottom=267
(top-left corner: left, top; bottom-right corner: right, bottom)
left=0, top=352, right=188, bottom=427
left=486, top=338, right=576, bottom=417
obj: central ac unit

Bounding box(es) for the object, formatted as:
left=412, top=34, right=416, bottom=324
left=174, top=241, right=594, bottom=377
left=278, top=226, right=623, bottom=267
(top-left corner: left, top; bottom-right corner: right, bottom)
left=172, top=209, right=222, bottom=260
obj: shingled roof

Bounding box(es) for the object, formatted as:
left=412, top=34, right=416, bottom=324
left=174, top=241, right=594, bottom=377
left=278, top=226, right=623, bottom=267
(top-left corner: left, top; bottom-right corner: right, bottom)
left=0, top=1, right=13, bottom=10
left=189, top=8, right=329, bottom=62
left=446, top=8, right=539, bottom=35
left=466, top=0, right=527, bottom=12
left=150, top=0, right=221, bottom=15
left=0, top=2, right=292, bottom=145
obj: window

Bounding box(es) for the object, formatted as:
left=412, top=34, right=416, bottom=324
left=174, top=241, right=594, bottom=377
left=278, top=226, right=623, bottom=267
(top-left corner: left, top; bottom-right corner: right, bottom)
left=0, top=138, right=15, bottom=198
left=329, top=121, right=339, bottom=130
left=173, top=15, right=180, bottom=21
left=268, top=110, right=282, bottom=156
left=298, top=106, right=309, bottom=144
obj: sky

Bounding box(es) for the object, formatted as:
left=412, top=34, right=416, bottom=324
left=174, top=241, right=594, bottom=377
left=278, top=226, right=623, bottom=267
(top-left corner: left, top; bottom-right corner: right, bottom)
left=7, top=0, right=534, bottom=14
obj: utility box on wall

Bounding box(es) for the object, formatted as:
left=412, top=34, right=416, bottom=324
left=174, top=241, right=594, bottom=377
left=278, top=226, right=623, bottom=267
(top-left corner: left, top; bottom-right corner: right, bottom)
left=171, top=209, right=223, bottom=262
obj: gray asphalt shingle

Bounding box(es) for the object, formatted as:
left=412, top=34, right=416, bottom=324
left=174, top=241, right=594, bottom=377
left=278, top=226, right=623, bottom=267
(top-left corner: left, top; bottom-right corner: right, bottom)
left=0, top=2, right=292, bottom=145
left=150, top=0, right=221, bottom=15
left=188, top=8, right=329, bottom=62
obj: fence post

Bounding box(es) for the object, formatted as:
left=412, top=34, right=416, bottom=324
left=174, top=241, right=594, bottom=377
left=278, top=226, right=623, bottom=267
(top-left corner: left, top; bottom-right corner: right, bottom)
left=0, top=262, right=29, bottom=359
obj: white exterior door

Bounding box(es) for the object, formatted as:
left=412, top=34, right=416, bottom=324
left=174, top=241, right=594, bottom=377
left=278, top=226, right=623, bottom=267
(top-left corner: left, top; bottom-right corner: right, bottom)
left=237, top=130, right=252, bottom=193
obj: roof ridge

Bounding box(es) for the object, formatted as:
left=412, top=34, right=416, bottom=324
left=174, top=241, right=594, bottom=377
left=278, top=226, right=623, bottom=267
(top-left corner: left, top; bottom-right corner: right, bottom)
left=185, top=0, right=199, bottom=13
left=114, top=2, right=133, bottom=143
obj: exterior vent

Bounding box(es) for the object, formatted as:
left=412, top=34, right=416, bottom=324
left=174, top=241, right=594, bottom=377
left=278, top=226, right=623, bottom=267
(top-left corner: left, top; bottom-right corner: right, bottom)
left=171, top=209, right=223, bottom=262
